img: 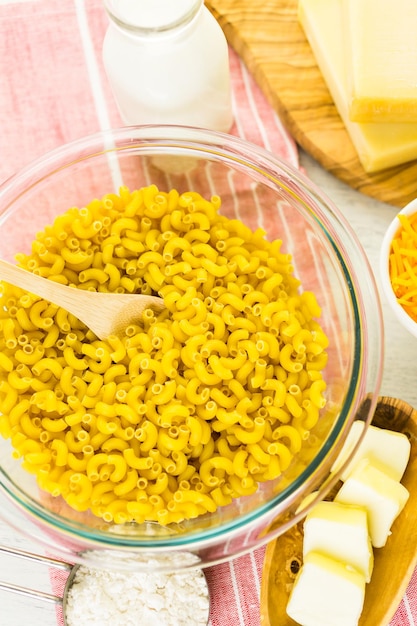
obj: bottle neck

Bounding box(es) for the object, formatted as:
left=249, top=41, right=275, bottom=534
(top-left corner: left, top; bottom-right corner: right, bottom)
left=103, top=0, right=204, bottom=36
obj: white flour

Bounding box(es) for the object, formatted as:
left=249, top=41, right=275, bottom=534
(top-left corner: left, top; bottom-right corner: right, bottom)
left=64, top=565, right=210, bottom=626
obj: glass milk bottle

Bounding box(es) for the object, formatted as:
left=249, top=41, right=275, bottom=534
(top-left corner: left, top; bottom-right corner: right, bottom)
left=102, top=0, right=233, bottom=133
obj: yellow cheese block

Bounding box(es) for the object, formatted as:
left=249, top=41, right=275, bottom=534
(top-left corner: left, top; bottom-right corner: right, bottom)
left=286, top=551, right=366, bottom=626
left=344, top=0, right=417, bottom=123
left=335, top=458, right=409, bottom=548
left=303, top=500, right=373, bottom=582
left=298, top=0, right=417, bottom=173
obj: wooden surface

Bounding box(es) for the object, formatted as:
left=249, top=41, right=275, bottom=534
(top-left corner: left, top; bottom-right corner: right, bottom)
left=206, top=0, right=417, bottom=208
left=260, top=396, right=417, bottom=626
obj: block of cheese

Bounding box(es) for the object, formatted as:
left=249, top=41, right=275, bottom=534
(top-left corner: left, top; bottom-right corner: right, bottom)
left=335, top=458, right=409, bottom=548
left=286, top=551, right=366, bottom=626
left=344, top=0, right=417, bottom=123
left=303, top=500, right=373, bottom=582
left=298, top=0, right=417, bottom=172
left=331, top=421, right=411, bottom=482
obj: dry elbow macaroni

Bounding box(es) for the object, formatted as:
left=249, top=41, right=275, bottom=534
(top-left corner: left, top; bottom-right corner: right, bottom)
left=0, top=185, right=329, bottom=525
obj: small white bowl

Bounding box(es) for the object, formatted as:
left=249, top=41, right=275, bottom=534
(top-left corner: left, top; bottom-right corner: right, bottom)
left=380, top=197, right=417, bottom=339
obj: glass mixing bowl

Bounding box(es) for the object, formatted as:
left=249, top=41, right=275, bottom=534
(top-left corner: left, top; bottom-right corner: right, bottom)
left=0, top=125, right=383, bottom=572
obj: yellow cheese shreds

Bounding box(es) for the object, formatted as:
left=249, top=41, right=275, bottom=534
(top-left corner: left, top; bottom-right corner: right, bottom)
left=389, top=212, right=417, bottom=322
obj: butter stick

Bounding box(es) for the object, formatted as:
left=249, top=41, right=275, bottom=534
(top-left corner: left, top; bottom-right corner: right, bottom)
left=286, top=551, right=366, bottom=626
left=335, top=458, right=409, bottom=548
left=331, top=421, right=411, bottom=482
left=303, top=500, right=373, bottom=582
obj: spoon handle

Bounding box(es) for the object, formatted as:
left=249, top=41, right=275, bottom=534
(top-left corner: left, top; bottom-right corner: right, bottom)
left=0, top=544, right=70, bottom=605
left=0, top=259, right=77, bottom=312
left=0, top=544, right=70, bottom=570
left=0, top=259, right=164, bottom=339
left=0, top=580, right=62, bottom=605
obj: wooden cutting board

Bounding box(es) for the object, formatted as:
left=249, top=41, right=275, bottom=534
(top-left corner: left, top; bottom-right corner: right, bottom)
left=206, top=0, right=417, bottom=208
left=260, top=396, right=417, bottom=626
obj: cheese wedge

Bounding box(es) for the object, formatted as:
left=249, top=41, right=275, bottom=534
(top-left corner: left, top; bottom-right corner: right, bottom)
left=303, top=500, right=373, bottom=582
left=286, top=551, right=366, bottom=626
left=335, top=458, right=409, bottom=548
left=344, top=0, right=417, bottom=123
left=298, top=0, right=417, bottom=172
left=331, top=421, right=411, bottom=482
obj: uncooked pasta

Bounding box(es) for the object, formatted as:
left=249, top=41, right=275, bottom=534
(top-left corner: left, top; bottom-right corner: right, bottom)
left=0, top=184, right=328, bottom=525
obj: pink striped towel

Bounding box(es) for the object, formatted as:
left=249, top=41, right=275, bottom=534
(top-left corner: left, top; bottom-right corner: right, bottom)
left=0, top=3, right=296, bottom=625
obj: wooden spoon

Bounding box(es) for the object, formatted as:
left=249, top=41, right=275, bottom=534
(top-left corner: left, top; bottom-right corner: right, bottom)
left=260, top=396, right=417, bottom=626
left=0, top=259, right=165, bottom=340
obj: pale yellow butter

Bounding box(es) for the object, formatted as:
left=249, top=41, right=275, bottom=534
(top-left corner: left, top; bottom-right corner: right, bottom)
left=298, top=0, right=417, bottom=172
left=331, top=421, right=411, bottom=482
left=345, top=0, right=417, bottom=123
left=335, top=458, right=409, bottom=548
left=303, top=500, right=373, bottom=582
left=287, top=551, right=366, bottom=626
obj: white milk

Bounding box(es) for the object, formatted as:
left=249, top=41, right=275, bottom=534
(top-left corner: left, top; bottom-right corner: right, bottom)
left=102, top=0, right=233, bottom=132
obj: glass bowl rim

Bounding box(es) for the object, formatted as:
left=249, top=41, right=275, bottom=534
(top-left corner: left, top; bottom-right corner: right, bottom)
left=0, top=124, right=384, bottom=551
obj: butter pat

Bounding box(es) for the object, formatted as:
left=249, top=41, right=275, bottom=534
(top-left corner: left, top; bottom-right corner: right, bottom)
left=335, top=458, right=409, bottom=547
left=303, top=500, right=373, bottom=582
left=331, top=421, right=411, bottom=482
left=286, top=551, right=365, bottom=626
left=345, top=0, right=417, bottom=123
left=298, top=0, right=417, bottom=172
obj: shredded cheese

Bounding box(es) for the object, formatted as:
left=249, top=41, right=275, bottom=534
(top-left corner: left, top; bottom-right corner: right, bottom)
left=389, top=212, right=417, bottom=322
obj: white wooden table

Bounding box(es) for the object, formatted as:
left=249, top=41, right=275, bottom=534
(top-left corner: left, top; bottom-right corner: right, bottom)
left=0, top=147, right=414, bottom=626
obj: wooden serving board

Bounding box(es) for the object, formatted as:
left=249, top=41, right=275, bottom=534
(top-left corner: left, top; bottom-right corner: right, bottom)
left=206, top=0, right=417, bottom=208
left=260, top=396, right=417, bottom=626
